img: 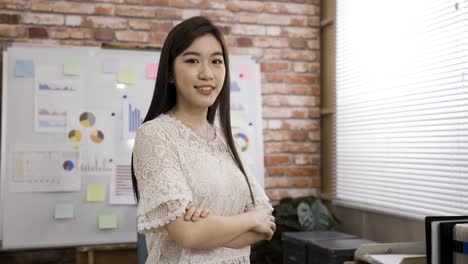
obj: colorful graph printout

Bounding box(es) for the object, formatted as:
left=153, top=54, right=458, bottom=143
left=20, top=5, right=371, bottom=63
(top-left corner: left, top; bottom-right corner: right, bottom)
left=110, top=165, right=136, bottom=205
left=80, top=112, right=96, bottom=128
left=123, top=102, right=148, bottom=139
left=10, top=145, right=80, bottom=192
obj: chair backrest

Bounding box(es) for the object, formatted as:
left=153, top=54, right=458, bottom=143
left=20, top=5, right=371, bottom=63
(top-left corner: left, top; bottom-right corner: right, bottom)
left=137, top=233, right=148, bottom=264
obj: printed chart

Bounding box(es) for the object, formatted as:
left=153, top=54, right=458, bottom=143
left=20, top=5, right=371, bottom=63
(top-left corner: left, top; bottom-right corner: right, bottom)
left=109, top=165, right=135, bottom=205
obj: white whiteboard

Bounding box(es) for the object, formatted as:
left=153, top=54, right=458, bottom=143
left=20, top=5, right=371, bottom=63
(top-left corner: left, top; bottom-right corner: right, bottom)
left=1, top=43, right=264, bottom=249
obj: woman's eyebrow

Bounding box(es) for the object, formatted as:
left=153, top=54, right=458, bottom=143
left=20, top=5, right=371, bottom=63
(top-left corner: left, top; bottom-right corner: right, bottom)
left=182, top=51, right=223, bottom=57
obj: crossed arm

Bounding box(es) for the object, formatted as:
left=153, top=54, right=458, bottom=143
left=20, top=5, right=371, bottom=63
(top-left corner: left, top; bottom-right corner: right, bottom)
left=163, top=203, right=276, bottom=250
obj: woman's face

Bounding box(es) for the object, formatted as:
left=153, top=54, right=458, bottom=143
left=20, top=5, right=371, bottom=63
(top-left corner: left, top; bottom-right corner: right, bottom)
left=172, top=34, right=226, bottom=112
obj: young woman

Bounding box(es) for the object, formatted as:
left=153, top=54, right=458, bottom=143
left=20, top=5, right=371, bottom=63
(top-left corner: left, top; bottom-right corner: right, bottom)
left=131, top=16, right=275, bottom=263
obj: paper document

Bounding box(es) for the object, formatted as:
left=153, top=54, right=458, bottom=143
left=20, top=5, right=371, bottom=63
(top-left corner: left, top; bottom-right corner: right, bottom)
left=367, top=254, right=426, bottom=264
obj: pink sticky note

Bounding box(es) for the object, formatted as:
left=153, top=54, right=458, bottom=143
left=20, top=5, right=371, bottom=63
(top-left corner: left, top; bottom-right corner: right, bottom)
left=102, top=58, right=119, bottom=73
left=238, top=65, right=254, bottom=80
left=146, top=64, right=158, bottom=80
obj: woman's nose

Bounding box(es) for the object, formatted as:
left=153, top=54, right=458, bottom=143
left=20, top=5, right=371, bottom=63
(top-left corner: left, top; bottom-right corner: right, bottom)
left=198, top=64, right=214, bottom=80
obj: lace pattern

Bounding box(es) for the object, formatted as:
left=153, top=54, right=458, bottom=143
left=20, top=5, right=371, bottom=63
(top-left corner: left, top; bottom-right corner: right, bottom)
left=133, top=115, right=272, bottom=263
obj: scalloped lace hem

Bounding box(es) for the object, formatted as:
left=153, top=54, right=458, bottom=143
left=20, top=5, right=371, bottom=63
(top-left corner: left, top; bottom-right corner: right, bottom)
left=246, top=199, right=273, bottom=212
left=137, top=198, right=190, bottom=233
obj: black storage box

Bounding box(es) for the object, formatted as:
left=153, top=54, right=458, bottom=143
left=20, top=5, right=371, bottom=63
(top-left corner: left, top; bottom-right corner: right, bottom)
left=282, top=231, right=356, bottom=264
left=307, top=238, right=376, bottom=264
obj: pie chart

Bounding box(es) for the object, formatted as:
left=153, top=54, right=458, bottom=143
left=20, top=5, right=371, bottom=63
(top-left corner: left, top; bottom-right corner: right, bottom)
left=234, top=132, right=249, bottom=152
left=63, top=160, right=74, bottom=171
left=68, top=129, right=82, bottom=143
left=90, top=130, right=104, bottom=143
left=80, top=112, right=96, bottom=128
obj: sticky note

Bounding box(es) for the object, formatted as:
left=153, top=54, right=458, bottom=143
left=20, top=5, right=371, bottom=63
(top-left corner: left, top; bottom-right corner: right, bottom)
left=64, top=61, right=80, bottom=76
left=102, top=58, right=119, bottom=73
left=99, top=212, right=117, bottom=229
left=117, top=69, right=135, bottom=84
left=15, top=60, right=34, bottom=77
left=231, top=111, right=245, bottom=128
left=238, top=65, right=254, bottom=80
left=87, top=184, right=105, bottom=202
left=54, top=202, right=74, bottom=219
left=146, top=64, right=158, bottom=80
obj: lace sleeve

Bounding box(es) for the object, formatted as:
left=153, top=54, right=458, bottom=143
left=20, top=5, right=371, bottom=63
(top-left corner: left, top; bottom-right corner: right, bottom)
left=133, top=122, right=192, bottom=233
left=234, top=141, right=273, bottom=212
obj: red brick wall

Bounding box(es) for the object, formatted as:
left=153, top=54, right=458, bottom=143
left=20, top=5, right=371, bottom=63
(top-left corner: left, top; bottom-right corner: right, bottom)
left=0, top=0, right=321, bottom=203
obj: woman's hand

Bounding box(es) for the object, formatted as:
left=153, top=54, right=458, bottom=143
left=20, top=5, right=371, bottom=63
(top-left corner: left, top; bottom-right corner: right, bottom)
left=247, top=208, right=276, bottom=240
left=184, top=202, right=211, bottom=221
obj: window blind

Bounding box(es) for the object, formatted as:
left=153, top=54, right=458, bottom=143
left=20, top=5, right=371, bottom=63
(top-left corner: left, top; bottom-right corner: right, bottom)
left=335, top=0, right=468, bottom=219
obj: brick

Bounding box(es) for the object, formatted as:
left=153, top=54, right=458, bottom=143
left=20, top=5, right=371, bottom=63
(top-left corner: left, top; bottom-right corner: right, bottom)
left=262, top=83, right=289, bottom=94
left=52, top=1, right=95, bottom=14
left=227, top=1, right=263, bottom=12
left=228, top=47, right=262, bottom=57
left=95, top=28, right=114, bottom=41
left=310, top=85, right=320, bottom=95
left=87, top=16, right=127, bottom=29
left=115, top=30, right=149, bottom=42
left=150, top=32, right=167, bottom=45
left=283, top=119, right=319, bottom=130
left=264, top=155, right=290, bottom=166
left=263, top=107, right=309, bottom=118
left=126, top=0, right=168, bottom=5
left=49, top=27, right=92, bottom=39
left=291, top=130, right=307, bottom=141
left=253, top=37, right=288, bottom=48
left=266, top=188, right=319, bottom=201
left=151, top=21, right=173, bottom=32
left=0, top=14, right=20, bottom=24
left=263, top=94, right=318, bottom=107
left=311, top=177, right=321, bottom=188
left=236, top=37, right=253, bottom=47
left=262, top=48, right=282, bottom=60
left=308, top=108, right=320, bottom=118
left=308, top=131, right=320, bottom=141
left=239, top=14, right=257, bottom=24
left=28, top=27, right=48, bottom=38
left=282, top=50, right=318, bottom=61
left=208, top=0, right=225, bottom=9
left=265, top=177, right=289, bottom=188
left=288, top=142, right=319, bottom=153
left=291, top=86, right=308, bottom=95
left=263, top=130, right=291, bottom=141
left=31, top=0, right=51, bottom=11
left=286, top=167, right=318, bottom=177
left=155, top=8, right=181, bottom=19
left=169, top=0, right=208, bottom=8
left=308, top=16, right=320, bottom=26
left=267, top=167, right=285, bottom=176
left=182, top=9, right=201, bottom=20
left=293, top=178, right=310, bottom=188
left=95, top=0, right=124, bottom=3
left=264, top=2, right=317, bottom=15
left=290, top=38, right=306, bottom=49
left=0, top=0, right=29, bottom=10
left=0, top=25, right=26, bottom=37
left=116, top=5, right=155, bottom=17
left=293, top=62, right=319, bottom=73
left=201, top=11, right=235, bottom=22
left=65, top=16, right=83, bottom=27
left=266, top=26, right=281, bottom=36
left=307, top=39, right=320, bottom=50
left=231, top=24, right=265, bottom=36
left=286, top=74, right=316, bottom=84
left=95, top=4, right=114, bottom=15
left=22, top=13, right=64, bottom=26
left=220, top=25, right=234, bottom=35
left=291, top=17, right=307, bottom=26
left=260, top=62, right=289, bottom=72
left=294, top=154, right=320, bottom=165
left=129, top=19, right=152, bottom=30
left=282, top=27, right=318, bottom=38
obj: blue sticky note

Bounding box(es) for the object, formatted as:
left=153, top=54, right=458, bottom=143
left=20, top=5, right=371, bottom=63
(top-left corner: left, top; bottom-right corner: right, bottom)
left=15, top=60, right=34, bottom=77
left=55, top=202, right=74, bottom=219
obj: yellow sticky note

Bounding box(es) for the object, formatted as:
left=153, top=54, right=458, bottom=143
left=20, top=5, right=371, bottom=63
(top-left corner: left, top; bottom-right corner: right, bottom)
left=64, top=61, right=80, bottom=76
left=87, top=184, right=105, bottom=202
left=231, top=111, right=245, bottom=128
left=117, top=69, right=135, bottom=85
left=99, top=212, right=117, bottom=229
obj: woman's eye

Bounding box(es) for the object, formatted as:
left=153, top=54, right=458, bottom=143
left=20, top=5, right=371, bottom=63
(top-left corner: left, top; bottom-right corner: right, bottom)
left=185, top=59, right=198, bottom=63
left=213, top=59, right=224, bottom=64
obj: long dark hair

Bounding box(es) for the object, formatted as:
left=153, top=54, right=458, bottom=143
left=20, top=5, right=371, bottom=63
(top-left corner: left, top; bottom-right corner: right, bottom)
left=131, top=16, right=255, bottom=206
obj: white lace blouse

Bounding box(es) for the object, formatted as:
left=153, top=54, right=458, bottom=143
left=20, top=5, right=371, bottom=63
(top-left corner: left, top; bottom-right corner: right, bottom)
left=133, top=114, right=272, bottom=264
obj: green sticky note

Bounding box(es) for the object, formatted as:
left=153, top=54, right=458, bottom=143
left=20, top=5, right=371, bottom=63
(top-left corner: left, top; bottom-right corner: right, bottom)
left=117, top=69, right=135, bottom=84
left=231, top=111, right=245, bottom=128
left=87, top=184, right=105, bottom=202
left=55, top=202, right=74, bottom=219
left=99, top=212, right=117, bottom=229
left=64, top=61, right=80, bottom=76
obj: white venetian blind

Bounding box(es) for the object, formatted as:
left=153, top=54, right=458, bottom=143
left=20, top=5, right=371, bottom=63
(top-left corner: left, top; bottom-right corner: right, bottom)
left=335, top=0, right=468, bottom=219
